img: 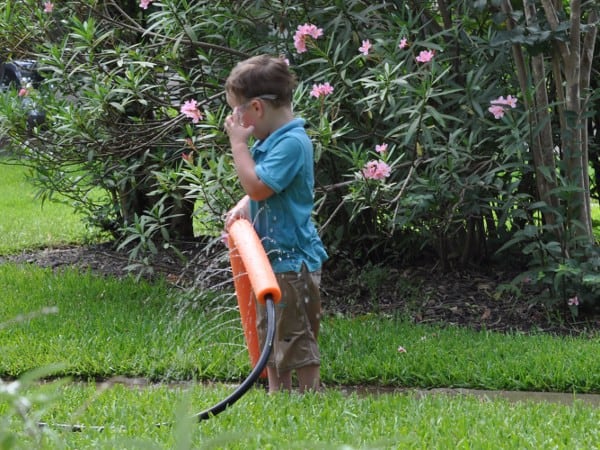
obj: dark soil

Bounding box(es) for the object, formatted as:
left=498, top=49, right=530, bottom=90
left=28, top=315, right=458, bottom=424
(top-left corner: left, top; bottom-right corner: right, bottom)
left=2, top=242, right=598, bottom=336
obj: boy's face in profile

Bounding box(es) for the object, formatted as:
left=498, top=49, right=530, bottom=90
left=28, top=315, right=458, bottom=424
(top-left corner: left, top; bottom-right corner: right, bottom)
left=225, top=89, right=289, bottom=141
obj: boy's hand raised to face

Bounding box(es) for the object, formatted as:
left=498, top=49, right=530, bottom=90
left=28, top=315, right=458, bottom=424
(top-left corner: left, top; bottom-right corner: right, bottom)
left=224, top=111, right=254, bottom=147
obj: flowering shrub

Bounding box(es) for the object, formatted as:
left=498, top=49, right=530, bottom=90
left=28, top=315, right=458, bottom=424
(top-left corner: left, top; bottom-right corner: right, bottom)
left=0, top=0, right=598, bottom=308
left=0, top=0, right=531, bottom=261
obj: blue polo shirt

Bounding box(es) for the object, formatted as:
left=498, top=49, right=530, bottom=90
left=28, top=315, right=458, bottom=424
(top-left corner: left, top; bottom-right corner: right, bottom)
left=250, top=118, right=328, bottom=273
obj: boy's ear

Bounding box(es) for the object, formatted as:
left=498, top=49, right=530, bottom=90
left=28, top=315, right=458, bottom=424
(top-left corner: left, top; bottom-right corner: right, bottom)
left=253, top=98, right=266, bottom=116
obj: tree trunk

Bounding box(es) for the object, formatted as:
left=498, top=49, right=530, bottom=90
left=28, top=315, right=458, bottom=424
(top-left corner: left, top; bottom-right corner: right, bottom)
left=502, top=0, right=559, bottom=225
left=541, top=0, right=597, bottom=242
left=119, top=176, right=196, bottom=242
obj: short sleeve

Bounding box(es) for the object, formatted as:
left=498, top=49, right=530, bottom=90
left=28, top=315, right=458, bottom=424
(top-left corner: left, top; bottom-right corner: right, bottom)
left=255, top=136, right=304, bottom=193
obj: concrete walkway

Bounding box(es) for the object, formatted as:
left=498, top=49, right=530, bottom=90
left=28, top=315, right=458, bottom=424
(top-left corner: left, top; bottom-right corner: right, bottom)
left=340, top=385, right=600, bottom=407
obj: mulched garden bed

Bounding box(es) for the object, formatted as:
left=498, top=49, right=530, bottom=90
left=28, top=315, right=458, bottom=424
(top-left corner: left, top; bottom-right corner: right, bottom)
left=2, top=242, right=598, bottom=336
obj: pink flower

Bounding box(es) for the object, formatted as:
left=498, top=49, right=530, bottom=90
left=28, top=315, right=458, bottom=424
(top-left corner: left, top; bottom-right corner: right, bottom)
left=362, top=160, right=391, bottom=180
left=180, top=99, right=203, bottom=123
left=293, top=23, right=324, bottom=54
left=415, top=49, right=435, bottom=63
left=398, top=37, right=408, bottom=49
left=488, top=95, right=518, bottom=119
left=488, top=105, right=505, bottom=119
left=43, top=1, right=54, bottom=13
left=505, top=96, right=517, bottom=108
left=140, top=0, right=153, bottom=9
left=568, top=296, right=579, bottom=306
left=18, top=88, right=28, bottom=97
left=358, top=39, right=372, bottom=56
left=298, top=23, right=323, bottom=39
left=310, top=82, right=334, bottom=98
left=491, top=95, right=518, bottom=108
left=375, top=143, right=388, bottom=154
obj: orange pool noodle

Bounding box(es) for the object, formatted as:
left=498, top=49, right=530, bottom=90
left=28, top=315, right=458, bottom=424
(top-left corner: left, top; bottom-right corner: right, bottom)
left=228, top=219, right=281, bottom=377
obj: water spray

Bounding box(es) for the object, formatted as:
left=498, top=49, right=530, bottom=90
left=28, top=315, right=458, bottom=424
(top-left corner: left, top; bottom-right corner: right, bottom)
left=38, top=218, right=280, bottom=430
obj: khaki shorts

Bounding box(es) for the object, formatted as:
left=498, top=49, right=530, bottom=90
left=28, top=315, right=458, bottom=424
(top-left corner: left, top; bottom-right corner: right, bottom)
left=256, top=265, right=322, bottom=372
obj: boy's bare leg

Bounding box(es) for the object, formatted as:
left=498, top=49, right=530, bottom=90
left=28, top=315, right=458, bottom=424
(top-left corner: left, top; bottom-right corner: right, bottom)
left=296, top=365, right=320, bottom=393
left=267, top=367, right=292, bottom=393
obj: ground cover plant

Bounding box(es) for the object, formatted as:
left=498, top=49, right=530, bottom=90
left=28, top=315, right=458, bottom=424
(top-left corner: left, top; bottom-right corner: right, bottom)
left=1, top=163, right=600, bottom=448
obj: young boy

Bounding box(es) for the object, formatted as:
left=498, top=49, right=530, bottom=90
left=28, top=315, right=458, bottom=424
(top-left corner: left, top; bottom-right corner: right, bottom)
left=223, top=54, right=328, bottom=393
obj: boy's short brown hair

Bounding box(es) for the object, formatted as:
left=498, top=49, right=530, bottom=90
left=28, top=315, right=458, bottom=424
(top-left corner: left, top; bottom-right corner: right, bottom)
left=225, top=54, right=297, bottom=108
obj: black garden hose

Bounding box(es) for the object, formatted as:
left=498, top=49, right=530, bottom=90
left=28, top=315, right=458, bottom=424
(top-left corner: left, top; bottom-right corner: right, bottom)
left=192, top=294, right=275, bottom=422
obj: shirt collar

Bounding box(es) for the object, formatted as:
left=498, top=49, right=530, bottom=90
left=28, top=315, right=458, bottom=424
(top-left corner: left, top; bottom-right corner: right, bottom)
left=253, top=118, right=305, bottom=153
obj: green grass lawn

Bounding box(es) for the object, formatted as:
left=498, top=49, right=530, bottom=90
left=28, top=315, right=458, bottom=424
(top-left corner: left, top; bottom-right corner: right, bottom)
left=17, top=383, right=600, bottom=449
left=0, top=163, right=96, bottom=253
left=2, top=263, right=599, bottom=392
left=1, top=161, right=600, bottom=449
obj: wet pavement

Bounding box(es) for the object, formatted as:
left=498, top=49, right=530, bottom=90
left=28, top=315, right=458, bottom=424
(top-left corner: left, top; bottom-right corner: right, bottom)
left=425, top=388, right=600, bottom=407
left=341, top=385, right=600, bottom=407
